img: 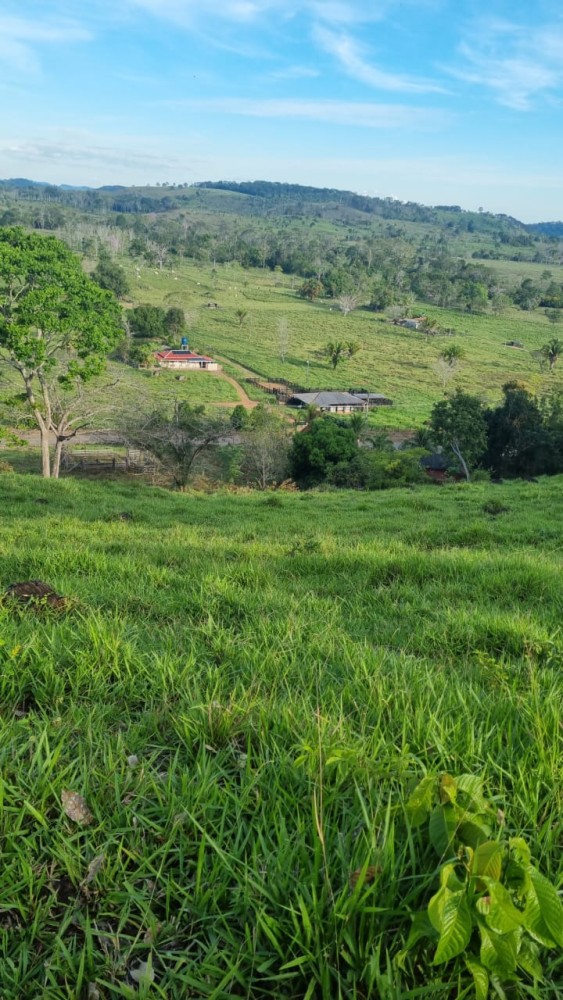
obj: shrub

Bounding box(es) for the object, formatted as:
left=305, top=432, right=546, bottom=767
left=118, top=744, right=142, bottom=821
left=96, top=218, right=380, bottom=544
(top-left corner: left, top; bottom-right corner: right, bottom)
left=399, top=773, right=563, bottom=997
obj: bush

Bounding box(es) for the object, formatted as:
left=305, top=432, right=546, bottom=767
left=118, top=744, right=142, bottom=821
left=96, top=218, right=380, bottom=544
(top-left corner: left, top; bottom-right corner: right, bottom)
left=327, top=448, right=427, bottom=490
left=289, top=418, right=358, bottom=488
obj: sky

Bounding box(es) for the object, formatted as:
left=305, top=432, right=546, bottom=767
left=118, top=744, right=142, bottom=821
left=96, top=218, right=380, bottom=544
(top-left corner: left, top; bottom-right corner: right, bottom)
left=1, top=0, right=562, bottom=221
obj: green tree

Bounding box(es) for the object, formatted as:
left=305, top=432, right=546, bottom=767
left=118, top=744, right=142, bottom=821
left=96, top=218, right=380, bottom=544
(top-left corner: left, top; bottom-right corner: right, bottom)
left=541, top=337, right=562, bottom=370
left=235, top=308, right=248, bottom=327
left=164, top=307, right=186, bottom=338
left=325, top=340, right=346, bottom=369
left=129, top=341, right=158, bottom=368
left=0, top=227, right=122, bottom=477
left=289, top=417, right=358, bottom=487
left=230, top=404, right=249, bottom=430
left=324, top=340, right=360, bottom=369
left=484, top=382, right=553, bottom=477
left=440, top=343, right=465, bottom=366
left=298, top=278, right=323, bottom=301
left=128, top=304, right=167, bottom=339
left=92, top=258, right=130, bottom=299
left=429, top=390, right=487, bottom=482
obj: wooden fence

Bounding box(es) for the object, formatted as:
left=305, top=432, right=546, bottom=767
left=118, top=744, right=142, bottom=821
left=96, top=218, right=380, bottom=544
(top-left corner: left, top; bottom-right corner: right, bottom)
left=60, top=448, right=157, bottom=476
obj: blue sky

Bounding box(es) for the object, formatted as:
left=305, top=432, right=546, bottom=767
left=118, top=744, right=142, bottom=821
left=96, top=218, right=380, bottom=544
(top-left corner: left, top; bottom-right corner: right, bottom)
left=1, top=0, right=562, bottom=220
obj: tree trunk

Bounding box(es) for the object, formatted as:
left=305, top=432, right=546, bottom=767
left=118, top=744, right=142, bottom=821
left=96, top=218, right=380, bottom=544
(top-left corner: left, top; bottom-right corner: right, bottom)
left=452, top=441, right=471, bottom=482
left=40, top=428, right=51, bottom=478
left=52, top=438, right=65, bottom=479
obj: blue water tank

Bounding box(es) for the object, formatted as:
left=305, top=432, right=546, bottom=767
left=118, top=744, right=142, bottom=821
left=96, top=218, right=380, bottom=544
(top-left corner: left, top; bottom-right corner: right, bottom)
left=181, top=336, right=188, bottom=349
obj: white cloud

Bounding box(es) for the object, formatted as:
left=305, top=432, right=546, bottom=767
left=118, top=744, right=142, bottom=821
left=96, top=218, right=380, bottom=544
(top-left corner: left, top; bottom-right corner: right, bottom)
left=314, top=25, right=447, bottom=94
left=128, top=0, right=433, bottom=29
left=163, top=96, right=452, bottom=129
left=269, top=65, right=320, bottom=80
left=448, top=17, right=563, bottom=109
left=0, top=14, right=91, bottom=73
left=0, top=135, right=184, bottom=172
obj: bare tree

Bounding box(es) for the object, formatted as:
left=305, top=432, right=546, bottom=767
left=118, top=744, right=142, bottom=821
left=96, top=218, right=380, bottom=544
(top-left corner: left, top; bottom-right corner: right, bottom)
left=126, top=402, right=228, bottom=490
left=240, top=428, right=290, bottom=489
left=433, top=357, right=458, bottom=393
left=338, top=294, right=361, bottom=317
left=277, top=317, right=290, bottom=362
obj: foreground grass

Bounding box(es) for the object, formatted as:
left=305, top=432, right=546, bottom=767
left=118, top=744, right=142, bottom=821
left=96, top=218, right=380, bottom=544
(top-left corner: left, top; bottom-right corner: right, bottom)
left=0, top=474, right=561, bottom=998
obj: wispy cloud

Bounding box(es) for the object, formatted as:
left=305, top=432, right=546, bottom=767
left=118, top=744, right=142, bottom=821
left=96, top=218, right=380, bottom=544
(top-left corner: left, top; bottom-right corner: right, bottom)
left=269, top=65, right=320, bottom=80
left=448, top=17, right=563, bottom=110
left=128, top=0, right=433, bottom=29
left=161, top=96, right=452, bottom=129
left=0, top=135, right=183, bottom=171
left=0, top=14, right=91, bottom=73
left=314, top=25, right=447, bottom=94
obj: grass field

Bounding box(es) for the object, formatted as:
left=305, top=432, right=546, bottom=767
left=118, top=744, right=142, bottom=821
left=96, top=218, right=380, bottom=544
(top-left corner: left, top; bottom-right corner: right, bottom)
left=113, top=258, right=563, bottom=429
left=0, top=472, right=561, bottom=998
left=2, top=252, right=561, bottom=438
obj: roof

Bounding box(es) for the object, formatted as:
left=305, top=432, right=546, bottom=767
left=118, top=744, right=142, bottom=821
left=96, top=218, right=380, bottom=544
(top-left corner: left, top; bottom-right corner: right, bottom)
left=420, top=453, right=450, bottom=471
left=288, top=391, right=365, bottom=407
left=353, top=393, right=391, bottom=401
left=155, top=350, right=214, bottom=362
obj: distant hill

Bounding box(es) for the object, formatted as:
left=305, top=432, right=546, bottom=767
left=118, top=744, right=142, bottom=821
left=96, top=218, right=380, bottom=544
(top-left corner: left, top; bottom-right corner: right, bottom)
left=527, top=221, right=563, bottom=238
left=195, top=179, right=526, bottom=233
left=0, top=175, right=554, bottom=233
left=0, top=174, right=560, bottom=235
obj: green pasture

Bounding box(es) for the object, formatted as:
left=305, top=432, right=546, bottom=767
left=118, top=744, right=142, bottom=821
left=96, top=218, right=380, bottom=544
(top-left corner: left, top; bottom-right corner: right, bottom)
left=120, top=258, right=563, bottom=428
left=0, top=472, right=561, bottom=998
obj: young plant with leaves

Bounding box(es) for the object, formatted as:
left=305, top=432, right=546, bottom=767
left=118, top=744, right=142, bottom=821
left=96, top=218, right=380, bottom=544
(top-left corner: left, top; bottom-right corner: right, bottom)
left=399, top=773, right=563, bottom=998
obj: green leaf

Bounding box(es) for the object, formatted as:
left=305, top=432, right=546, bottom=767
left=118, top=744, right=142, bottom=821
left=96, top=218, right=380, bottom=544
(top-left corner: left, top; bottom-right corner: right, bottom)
left=478, top=921, right=518, bottom=976
left=509, top=838, right=531, bottom=866
left=516, top=937, right=543, bottom=980
left=526, top=865, right=563, bottom=947
left=405, top=910, right=438, bottom=951
left=440, top=862, right=466, bottom=891
left=405, top=774, right=436, bottom=827
left=472, top=842, right=504, bottom=882
left=464, top=958, right=489, bottom=1000
left=428, top=884, right=451, bottom=933
left=458, top=813, right=492, bottom=849
left=479, top=878, right=524, bottom=934
left=457, top=774, right=488, bottom=812
left=439, top=773, right=458, bottom=805
left=433, top=890, right=472, bottom=964
left=429, top=804, right=458, bottom=857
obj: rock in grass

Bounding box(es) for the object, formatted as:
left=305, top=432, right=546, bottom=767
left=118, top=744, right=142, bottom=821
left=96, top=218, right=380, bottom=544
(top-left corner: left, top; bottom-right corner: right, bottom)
left=3, top=580, right=70, bottom=612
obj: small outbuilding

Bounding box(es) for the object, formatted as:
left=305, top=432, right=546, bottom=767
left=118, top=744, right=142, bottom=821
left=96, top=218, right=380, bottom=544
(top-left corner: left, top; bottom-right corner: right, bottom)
left=286, top=391, right=367, bottom=413
left=420, top=452, right=464, bottom=482
left=154, top=349, right=220, bottom=371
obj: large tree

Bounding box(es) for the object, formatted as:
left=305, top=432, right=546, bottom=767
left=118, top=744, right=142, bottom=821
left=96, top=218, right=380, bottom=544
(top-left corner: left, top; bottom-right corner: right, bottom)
left=289, top=417, right=358, bottom=487
left=0, top=227, right=122, bottom=477
left=484, top=382, right=552, bottom=478
left=429, top=389, right=487, bottom=482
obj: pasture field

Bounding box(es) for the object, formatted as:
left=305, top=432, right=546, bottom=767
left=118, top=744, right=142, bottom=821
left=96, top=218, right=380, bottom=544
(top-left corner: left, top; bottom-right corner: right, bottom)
left=117, top=258, right=563, bottom=429
left=0, top=472, right=561, bottom=998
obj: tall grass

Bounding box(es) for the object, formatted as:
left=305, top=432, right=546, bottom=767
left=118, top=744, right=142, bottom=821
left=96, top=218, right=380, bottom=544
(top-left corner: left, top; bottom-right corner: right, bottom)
left=0, top=473, right=561, bottom=997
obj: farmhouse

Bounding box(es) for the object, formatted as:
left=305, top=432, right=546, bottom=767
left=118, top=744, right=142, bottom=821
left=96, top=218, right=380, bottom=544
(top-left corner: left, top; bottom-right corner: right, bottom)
left=154, top=349, right=220, bottom=371
left=287, top=391, right=367, bottom=413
